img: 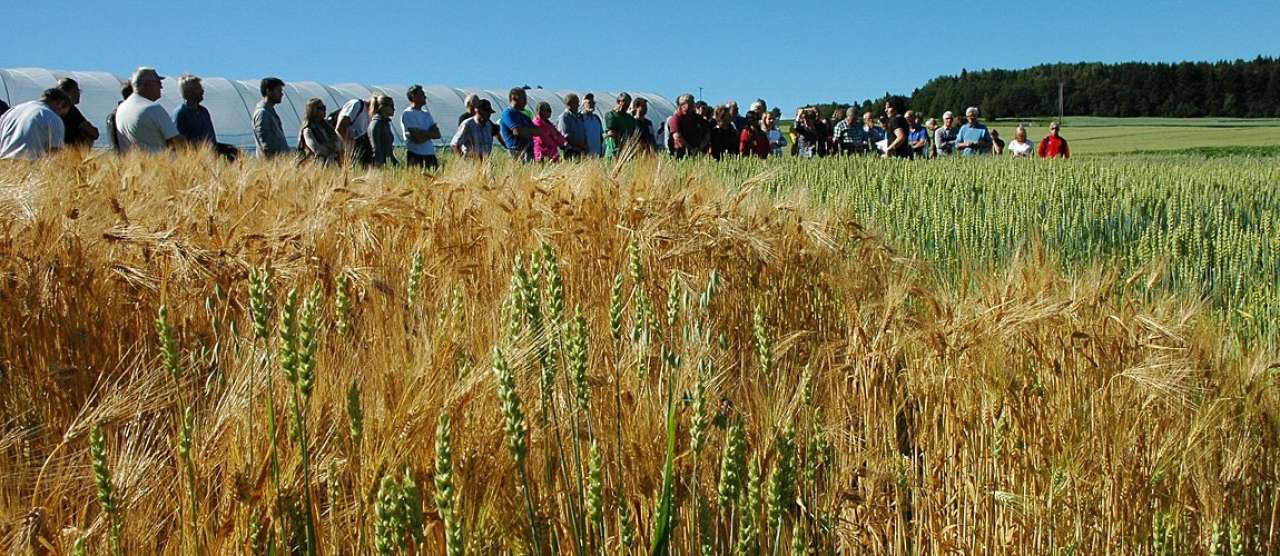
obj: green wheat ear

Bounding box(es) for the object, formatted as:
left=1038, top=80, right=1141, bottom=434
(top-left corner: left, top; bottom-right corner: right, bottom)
left=156, top=304, right=182, bottom=382
left=435, top=412, right=463, bottom=556
left=90, top=426, right=123, bottom=556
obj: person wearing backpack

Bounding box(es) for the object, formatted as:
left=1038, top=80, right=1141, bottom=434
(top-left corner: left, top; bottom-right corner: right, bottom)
left=335, top=96, right=373, bottom=166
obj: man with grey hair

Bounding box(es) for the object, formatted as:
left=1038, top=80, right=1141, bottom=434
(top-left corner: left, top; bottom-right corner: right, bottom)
left=556, top=92, right=588, bottom=158
left=668, top=93, right=705, bottom=158
left=174, top=75, right=238, bottom=161
left=726, top=100, right=747, bottom=133
left=934, top=110, right=958, bottom=157
left=749, top=98, right=767, bottom=118
left=458, top=93, right=480, bottom=124
left=115, top=67, right=183, bottom=152
left=955, top=106, right=992, bottom=156
left=56, top=78, right=99, bottom=148
left=253, top=77, right=288, bottom=157
left=0, top=88, right=72, bottom=159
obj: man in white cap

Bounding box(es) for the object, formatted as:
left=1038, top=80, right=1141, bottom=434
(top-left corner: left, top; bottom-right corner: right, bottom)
left=115, top=67, right=183, bottom=152
left=0, top=88, right=73, bottom=159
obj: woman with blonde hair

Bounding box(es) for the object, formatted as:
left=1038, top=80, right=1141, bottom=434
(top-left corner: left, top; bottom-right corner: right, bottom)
left=1008, top=125, right=1035, bottom=157
left=367, top=93, right=398, bottom=167
left=299, top=98, right=340, bottom=164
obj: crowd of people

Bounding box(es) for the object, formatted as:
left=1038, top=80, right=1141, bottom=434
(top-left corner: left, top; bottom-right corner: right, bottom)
left=0, top=66, right=1071, bottom=162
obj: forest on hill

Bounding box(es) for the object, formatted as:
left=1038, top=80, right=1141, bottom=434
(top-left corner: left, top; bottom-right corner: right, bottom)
left=820, top=56, right=1280, bottom=119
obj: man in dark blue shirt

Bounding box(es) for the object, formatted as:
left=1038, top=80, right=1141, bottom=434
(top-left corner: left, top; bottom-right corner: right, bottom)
left=174, top=74, right=237, bottom=160
left=499, top=87, right=536, bottom=161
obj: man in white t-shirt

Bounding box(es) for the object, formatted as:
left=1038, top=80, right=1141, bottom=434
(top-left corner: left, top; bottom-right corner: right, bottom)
left=0, top=88, right=73, bottom=159
left=336, top=96, right=372, bottom=166
left=400, top=85, right=441, bottom=169
left=115, top=67, right=184, bottom=152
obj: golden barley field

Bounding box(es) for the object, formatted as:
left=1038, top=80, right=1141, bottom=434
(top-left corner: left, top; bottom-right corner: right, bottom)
left=0, top=151, right=1276, bottom=555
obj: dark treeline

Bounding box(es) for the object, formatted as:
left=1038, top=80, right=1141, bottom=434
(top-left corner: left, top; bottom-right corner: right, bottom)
left=813, top=56, right=1280, bottom=120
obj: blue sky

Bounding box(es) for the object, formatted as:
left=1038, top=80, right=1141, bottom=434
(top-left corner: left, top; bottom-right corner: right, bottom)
left=3, top=0, right=1276, bottom=114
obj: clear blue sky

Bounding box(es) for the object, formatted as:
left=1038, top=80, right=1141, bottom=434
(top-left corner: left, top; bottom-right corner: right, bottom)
left=3, top=0, right=1276, bottom=114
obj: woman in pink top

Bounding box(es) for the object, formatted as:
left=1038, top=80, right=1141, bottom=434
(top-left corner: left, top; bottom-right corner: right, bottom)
left=532, top=101, right=567, bottom=162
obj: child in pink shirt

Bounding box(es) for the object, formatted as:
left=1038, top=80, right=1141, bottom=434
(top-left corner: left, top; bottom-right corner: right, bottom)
left=532, top=101, right=567, bottom=162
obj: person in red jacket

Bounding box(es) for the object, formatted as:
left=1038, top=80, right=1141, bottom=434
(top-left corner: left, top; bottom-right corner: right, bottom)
left=739, top=110, right=770, bottom=159
left=1037, top=121, right=1070, bottom=158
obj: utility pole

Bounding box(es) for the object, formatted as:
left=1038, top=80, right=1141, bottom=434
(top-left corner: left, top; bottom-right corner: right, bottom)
left=698, top=86, right=703, bottom=101
left=1058, top=80, right=1064, bottom=124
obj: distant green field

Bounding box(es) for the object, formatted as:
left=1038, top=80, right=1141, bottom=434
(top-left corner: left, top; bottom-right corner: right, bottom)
left=988, top=117, right=1280, bottom=155
left=779, top=116, right=1280, bottom=156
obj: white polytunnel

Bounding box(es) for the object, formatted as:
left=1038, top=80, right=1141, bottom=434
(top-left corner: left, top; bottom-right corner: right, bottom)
left=0, top=67, right=675, bottom=152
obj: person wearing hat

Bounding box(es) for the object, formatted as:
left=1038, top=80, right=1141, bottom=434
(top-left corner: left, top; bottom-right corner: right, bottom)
left=115, top=67, right=184, bottom=152
left=1037, top=121, right=1070, bottom=159
left=401, top=85, right=441, bottom=169
left=0, top=88, right=73, bottom=159
left=451, top=98, right=496, bottom=159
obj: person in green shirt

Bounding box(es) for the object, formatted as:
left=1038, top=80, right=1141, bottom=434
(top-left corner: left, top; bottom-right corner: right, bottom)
left=604, top=92, right=636, bottom=159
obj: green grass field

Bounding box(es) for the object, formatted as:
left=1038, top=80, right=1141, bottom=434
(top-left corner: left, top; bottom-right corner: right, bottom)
left=781, top=116, right=1280, bottom=156
left=988, top=117, right=1280, bottom=155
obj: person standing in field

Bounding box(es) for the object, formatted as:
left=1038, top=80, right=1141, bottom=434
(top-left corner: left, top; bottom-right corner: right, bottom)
left=764, top=111, right=786, bottom=157
left=556, top=93, right=588, bottom=159
left=1038, top=121, right=1070, bottom=158
left=739, top=110, right=771, bottom=159
left=337, top=95, right=373, bottom=166
left=175, top=74, right=239, bottom=161
left=105, top=82, right=132, bottom=152
left=451, top=99, right=496, bottom=159
left=882, top=100, right=912, bottom=158
left=499, top=87, right=538, bottom=161
left=934, top=111, right=957, bottom=156
left=991, top=129, right=1005, bottom=155
left=669, top=93, right=705, bottom=158
left=581, top=93, right=604, bottom=157
left=861, top=111, right=885, bottom=152
left=955, top=106, right=992, bottom=156
left=925, top=118, right=939, bottom=158
left=0, top=88, right=72, bottom=160
left=115, top=67, right=183, bottom=152
left=906, top=111, right=930, bottom=158
left=707, top=105, right=739, bottom=160
left=793, top=108, right=822, bottom=158
left=56, top=78, right=99, bottom=149
left=727, top=100, right=747, bottom=133
left=631, top=97, right=657, bottom=153
left=833, top=107, right=868, bottom=155
left=749, top=99, right=768, bottom=120
left=604, top=92, right=636, bottom=159
left=532, top=101, right=568, bottom=162
left=1007, top=125, right=1035, bottom=157
left=299, top=98, right=341, bottom=164
left=367, top=93, right=398, bottom=167
left=253, top=77, right=289, bottom=158
left=400, top=85, right=441, bottom=169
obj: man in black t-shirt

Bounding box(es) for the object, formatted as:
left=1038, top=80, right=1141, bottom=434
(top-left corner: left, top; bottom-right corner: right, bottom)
left=57, top=78, right=99, bottom=148
left=882, top=100, right=912, bottom=159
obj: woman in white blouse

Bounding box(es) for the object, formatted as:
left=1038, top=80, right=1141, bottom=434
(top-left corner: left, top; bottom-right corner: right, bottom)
left=1007, top=125, right=1035, bottom=157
